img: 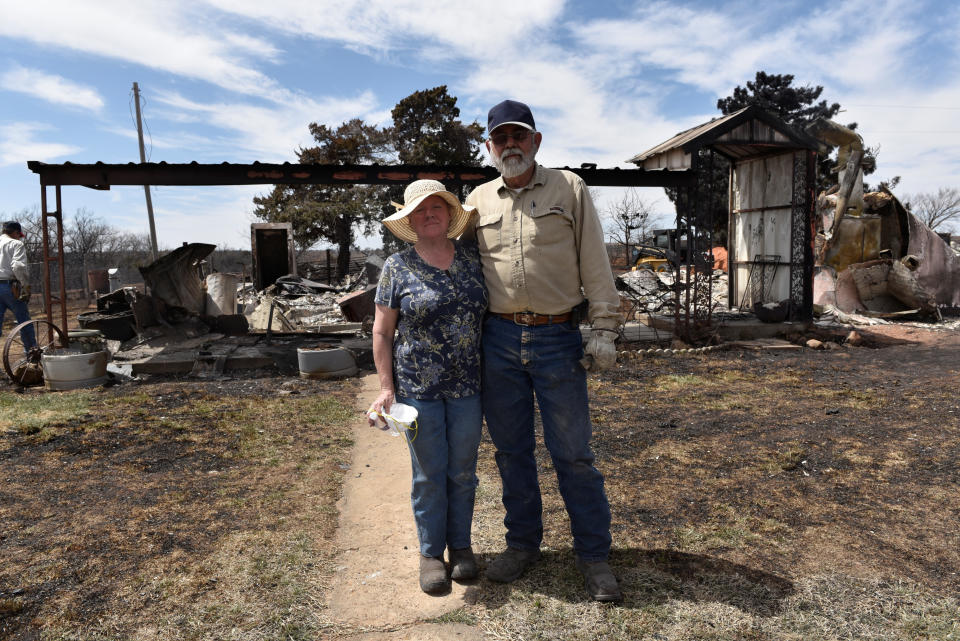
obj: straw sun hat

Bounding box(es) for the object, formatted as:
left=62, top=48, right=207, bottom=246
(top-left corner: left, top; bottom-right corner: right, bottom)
left=382, top=179, right=475, bottom=243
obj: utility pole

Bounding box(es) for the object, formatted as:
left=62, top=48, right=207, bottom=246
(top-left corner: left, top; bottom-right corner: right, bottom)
left=133, top=82, right=159, bottom=261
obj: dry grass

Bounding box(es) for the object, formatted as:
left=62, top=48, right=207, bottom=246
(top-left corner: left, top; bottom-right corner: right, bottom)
left=3, top=328, right=960, bottom=640
left=1, top=376, right=358, bottom=640
left=469, top=572, right=959, bottom=641
left=460, top=336, right=960, bottom=640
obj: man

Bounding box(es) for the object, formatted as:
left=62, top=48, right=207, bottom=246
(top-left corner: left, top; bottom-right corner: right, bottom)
left=0, top=221, right=36, bottom=351
left=465, top=100, right=622, bottom=601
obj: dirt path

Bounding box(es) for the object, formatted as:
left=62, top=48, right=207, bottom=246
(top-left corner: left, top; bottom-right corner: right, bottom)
left=326, top=374, right=484, bottom=640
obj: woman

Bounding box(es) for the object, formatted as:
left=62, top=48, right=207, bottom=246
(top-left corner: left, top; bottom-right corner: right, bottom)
left=368, top=179, right=487, bottom=594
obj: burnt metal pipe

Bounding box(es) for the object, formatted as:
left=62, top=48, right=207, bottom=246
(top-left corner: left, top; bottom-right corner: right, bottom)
left=265, top=298, right=275, bottom=345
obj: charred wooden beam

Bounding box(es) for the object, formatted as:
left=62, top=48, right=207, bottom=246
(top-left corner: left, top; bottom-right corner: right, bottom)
left=27, top=161, right=695, bottom=189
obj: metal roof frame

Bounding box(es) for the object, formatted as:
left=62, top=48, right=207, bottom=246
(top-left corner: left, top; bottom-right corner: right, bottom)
left=27, top=160, right=697, bottom=338
left=27, top=161, right=695, bottom=189
left=627, top=105, right=821, bottom=167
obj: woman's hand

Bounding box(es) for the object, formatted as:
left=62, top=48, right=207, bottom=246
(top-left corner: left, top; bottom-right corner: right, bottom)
left=367, top=389, right=395, bottom=429
left=371, top=303, right=399, bottom=430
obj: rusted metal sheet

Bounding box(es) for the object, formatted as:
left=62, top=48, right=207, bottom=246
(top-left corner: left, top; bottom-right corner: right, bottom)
left=905, top=214, right=960, bottom=307
left=822, top=215, right=882, bottom=273
left=139, top=243, right=215, bottom=314
left=337, top=285, right=377, bottom=322
left=814, top=189, right=960, bottom=313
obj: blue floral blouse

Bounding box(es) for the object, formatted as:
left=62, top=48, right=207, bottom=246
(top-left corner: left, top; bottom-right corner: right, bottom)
left=375, top=241, right=487, bottom=400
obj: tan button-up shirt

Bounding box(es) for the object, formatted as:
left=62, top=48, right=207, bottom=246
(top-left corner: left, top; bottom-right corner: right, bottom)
left=465, top=165, right=621, bottom=330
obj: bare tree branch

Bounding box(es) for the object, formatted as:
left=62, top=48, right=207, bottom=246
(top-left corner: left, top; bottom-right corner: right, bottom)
left=904, top=187, right=960, bottom=231
left=603, top=189, right=659, bottom=266
left=65, top=208, right=116, bottom=295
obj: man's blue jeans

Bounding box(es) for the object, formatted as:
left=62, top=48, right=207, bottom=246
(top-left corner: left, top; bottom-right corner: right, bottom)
left=0, top=282, right=35, bottom=349
left=398, top=393, right=483, bottom=558
left=481, top=315, right=612, bottom=562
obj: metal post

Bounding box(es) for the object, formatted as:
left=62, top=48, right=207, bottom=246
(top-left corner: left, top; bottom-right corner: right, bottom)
left=728, top=161, right=735, bottom=311
left=55, top=185, right=68, bottom=340
left=133, top=82, right=159, bottom=261
left=40, top=184, right=69, bottom=346
left=40, top=186, right=51, bottom=337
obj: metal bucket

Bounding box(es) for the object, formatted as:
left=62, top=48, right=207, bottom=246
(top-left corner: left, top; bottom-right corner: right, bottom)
left=297, top=345, right=358, bottom=379
left=41, top=349, right=109, bottom=390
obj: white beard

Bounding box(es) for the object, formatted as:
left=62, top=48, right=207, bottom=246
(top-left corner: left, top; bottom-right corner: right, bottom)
left=492, top=141, right=539, bottom=179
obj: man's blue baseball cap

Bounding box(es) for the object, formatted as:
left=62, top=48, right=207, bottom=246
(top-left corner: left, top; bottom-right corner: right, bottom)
left=487, top=100, right=536, bottom=134
left=2, top=221, right=22, bottom=234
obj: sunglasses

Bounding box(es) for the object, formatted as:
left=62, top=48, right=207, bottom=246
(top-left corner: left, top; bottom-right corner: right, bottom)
left=490, top=130, right=533, bottom=146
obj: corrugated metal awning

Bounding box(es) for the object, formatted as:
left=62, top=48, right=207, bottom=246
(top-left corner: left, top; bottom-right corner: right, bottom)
left=627, top=105, right=820, bottom=170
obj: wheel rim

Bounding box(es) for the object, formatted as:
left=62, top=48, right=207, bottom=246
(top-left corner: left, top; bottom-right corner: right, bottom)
left=3, top=320, right=67, bottom=386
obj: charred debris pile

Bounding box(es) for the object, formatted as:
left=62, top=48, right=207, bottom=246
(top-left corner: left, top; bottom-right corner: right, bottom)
left=77, top=244, right=385, bottom=356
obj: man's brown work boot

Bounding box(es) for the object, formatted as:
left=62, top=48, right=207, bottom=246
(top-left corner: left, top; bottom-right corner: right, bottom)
left=485, top=547, right=541, bottom=583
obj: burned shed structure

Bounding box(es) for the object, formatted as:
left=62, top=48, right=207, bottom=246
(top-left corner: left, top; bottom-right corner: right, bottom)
left=250, top=222, right=296, bottom=291
left=629, top=106, right=820, bottom=334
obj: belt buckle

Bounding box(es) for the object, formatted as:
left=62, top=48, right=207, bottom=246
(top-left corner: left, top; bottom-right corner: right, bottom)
left=514, top=312, right=535, bottom=326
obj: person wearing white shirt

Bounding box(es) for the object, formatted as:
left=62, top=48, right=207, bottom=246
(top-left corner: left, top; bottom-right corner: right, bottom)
left=0, top=221, right=36, bottom=350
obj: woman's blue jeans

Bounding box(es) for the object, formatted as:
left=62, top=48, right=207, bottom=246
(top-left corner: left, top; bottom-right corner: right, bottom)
left=0, top=282, right=35, bottom=349
left=398, top=393, right=483, bottom=558
left=481, top=315, right=612, bottom=562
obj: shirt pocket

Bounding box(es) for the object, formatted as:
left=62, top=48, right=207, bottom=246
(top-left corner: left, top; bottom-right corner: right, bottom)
left=475, top=211, right=504, bottom=254
left=530, top=205, right=574, bottom=247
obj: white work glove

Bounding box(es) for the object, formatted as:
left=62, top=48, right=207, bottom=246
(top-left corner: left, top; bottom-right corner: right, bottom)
left=581, top=329, right=618, bottom=371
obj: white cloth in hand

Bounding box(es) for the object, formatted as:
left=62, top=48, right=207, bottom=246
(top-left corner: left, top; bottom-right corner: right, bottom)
left=584, top=330, right=617, bottom=371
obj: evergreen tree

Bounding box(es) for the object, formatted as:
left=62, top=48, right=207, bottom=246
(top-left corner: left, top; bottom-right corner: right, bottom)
left=252, top=119, right=390, bottom=280
left=716, top=71, right=841, bottom=129
left=390, top=86, right=484, bottom=166
left=718, top=71, right=851, bottom=194
left=381, top=86, right=485, bottom=253
left=252, top=87, right=484, bottom=270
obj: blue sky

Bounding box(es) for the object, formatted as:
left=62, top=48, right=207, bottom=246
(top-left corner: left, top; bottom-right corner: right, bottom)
left=2, top=0, right=959, bottom=250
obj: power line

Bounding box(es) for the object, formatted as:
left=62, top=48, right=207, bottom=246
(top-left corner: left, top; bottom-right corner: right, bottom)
left=845, top=103, right=960, bottom=111
left=140, top=91, right=153, bottom=162
left=128, top=88, right=155, bottom=160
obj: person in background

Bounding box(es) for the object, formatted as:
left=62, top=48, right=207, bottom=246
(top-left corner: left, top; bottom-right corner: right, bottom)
left=464, top=100, right=623, bottom=601
left=0, top=221, right=36, bottom=351
left=368, top=180, right=488, bottom=594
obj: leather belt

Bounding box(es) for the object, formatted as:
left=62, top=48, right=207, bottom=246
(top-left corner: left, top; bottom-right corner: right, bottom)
left=492, top=311, right=572, bottom=326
